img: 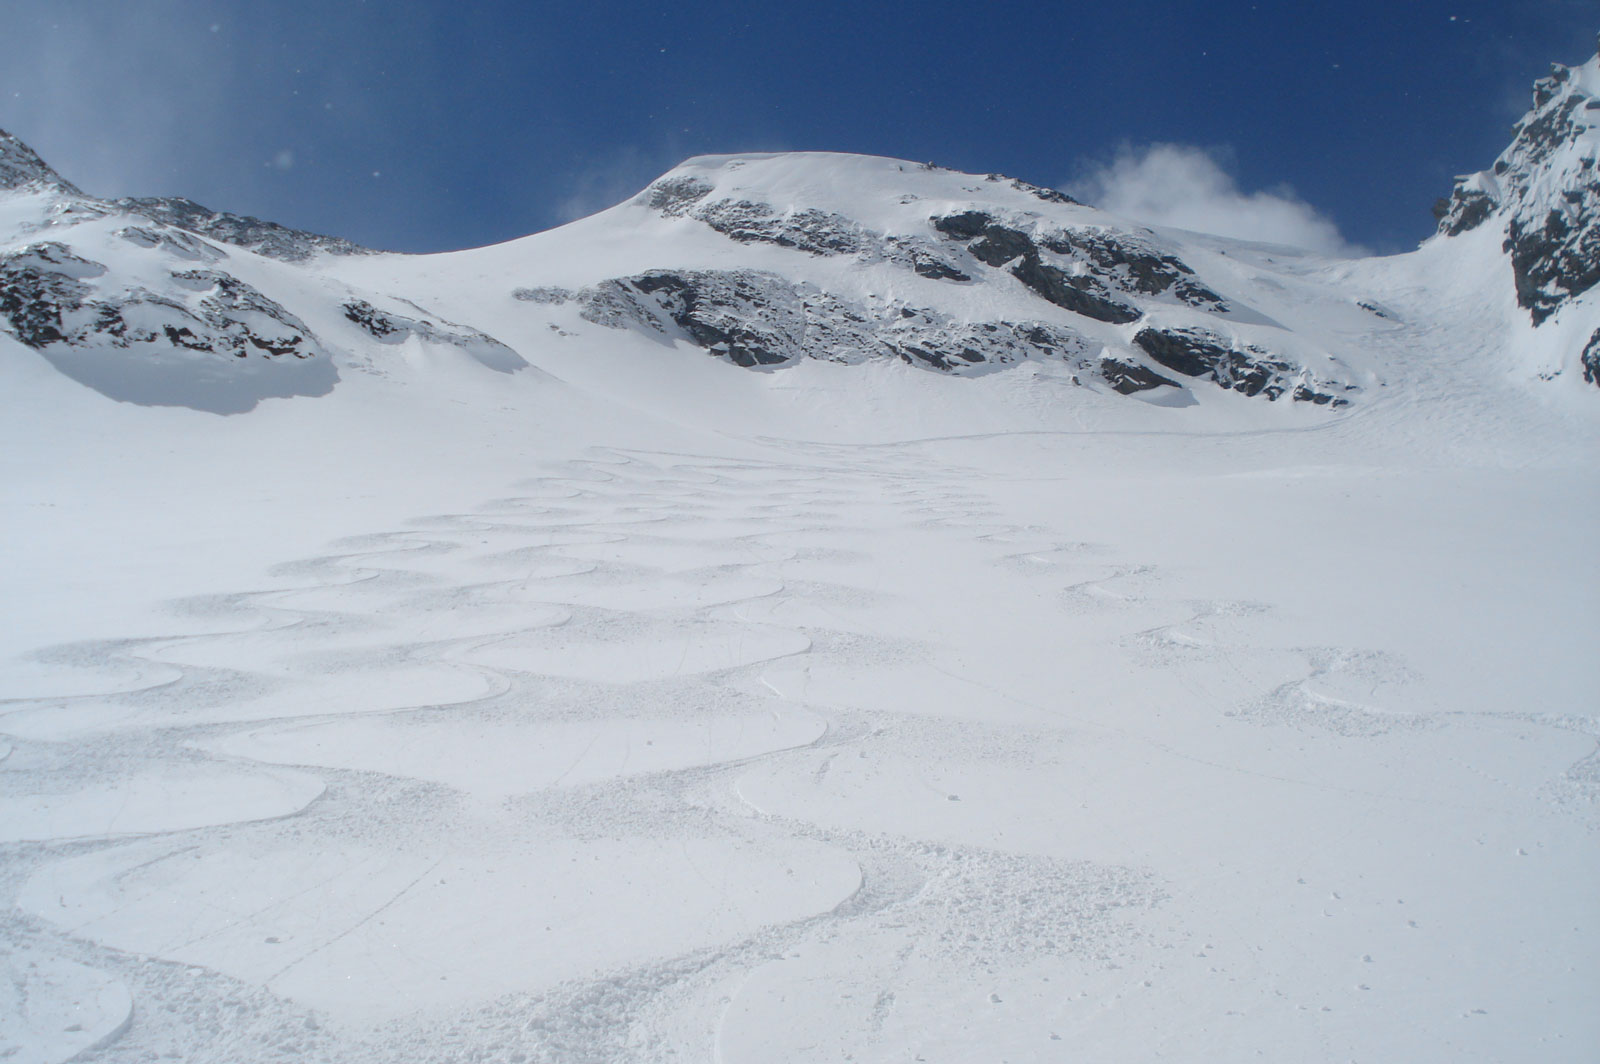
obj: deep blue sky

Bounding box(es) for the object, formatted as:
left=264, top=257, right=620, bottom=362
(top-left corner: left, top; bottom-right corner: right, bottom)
left=0, top=2, right=1593, bottom=254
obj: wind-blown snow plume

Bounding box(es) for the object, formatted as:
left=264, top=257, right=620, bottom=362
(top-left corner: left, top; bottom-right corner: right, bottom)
left=1070, top=143, right=1364, bottom=256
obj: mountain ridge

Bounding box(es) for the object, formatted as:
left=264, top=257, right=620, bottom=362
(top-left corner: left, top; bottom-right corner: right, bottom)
left=1, top=43, right=1597, bottom=415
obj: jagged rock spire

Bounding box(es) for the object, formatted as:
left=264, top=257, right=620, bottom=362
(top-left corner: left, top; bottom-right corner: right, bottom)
left=1433, top=43, right=1600, bottom=325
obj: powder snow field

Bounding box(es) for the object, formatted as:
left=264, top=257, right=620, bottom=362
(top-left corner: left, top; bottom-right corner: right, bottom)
left=3, top=88, right=1600, bottom=1062
left=2, top=282, right=1596, bottom=1062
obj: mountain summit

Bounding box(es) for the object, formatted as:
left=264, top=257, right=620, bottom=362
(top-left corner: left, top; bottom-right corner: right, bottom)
left=2, top=41, right=1597, bottom=1064
left=1, top=43, right=1598, bottom=414
left=1434, top=36, right=1600, bottom=327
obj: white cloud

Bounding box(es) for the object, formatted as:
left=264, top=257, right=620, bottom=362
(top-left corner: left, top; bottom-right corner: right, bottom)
left=1068, top=144, right=1365, bottom=257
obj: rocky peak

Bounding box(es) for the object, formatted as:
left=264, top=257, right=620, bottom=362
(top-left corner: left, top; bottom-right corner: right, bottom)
left=0, top=127, right=372, bottom=262
left=111, top=196, right=375, bottom=263
left=0, top=127, right=82, bottom=196
left=1433, top=40, right=1600, bottom=325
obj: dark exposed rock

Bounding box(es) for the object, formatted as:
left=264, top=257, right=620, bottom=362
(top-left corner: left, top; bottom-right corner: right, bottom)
left=884, top=236, right=971, bottom=281
left=154, top=270, right=317, bottom=358
left=512, top=286, right=573, bottom=304
left=1170, top=279, right=1230, bottom=312
left=638, top=176, right=714, bottom=214
left=0, top=127, right=82, bottom=195
left=1134, top=327, right=1231, bottom=379
left=1099, top=358, right=1181, bottom=394
left=691, top=200, right=865, bottom=255
left=1435, top=46, right=1600, bottom=324
left=0, top=242, right=320, bottom=362
left=1505, top=206, right=1600, bottom=325
left=574, top=268, right=1097, bottom=373
left=0, top=126, right=368, bottom=261
left=933, top=212, right=1231, bottom=322
left=344, top=299, right=404, bottom=338
left=1432, top=189, right=1496, bottom=235
left=1008, top=177, right=1078, bottom=205
left=342, top=298, right=525, bottom=372
left=629, top=272, right=792, bottom=366
left=907, top=254, right=970, bottom=282
left=968, top=225, right=1037, bottom=267
left=1009, top=254, right=1142, bottom=324
left=982, top=172, right=1080, bottom=203
left=1039, top=229, right=1224, bottom=306
left=932, top=211, right=997, bottom=241
left=671, top=196, right=970, bottom=281
left=112, top=196, right=373, bottom=262
left=116, top=225, right=227, bottom=262
left=0, top=237, right=340, bottom=411
left=1132, top=326, right=1350, bottom=406
left=0, top=261, right=90, bottom=345
left=0, top=243, right=102, bottom=345
left=1583, top=328, right=1600, bottom=386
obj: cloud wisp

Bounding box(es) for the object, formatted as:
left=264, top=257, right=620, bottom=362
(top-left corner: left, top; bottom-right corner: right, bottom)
left=1068, top=144, right=1366, bottom=257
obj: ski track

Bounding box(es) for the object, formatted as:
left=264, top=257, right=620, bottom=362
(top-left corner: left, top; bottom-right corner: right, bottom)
left=0, top=444, right=1591, bottom=1063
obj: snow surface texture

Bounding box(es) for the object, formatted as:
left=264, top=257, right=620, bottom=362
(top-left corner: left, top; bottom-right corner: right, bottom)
left=1, top=48, right=1598, bottom=1064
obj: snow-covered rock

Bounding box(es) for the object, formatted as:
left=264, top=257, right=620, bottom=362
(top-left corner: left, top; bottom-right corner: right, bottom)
left=0, top=127, right=81, bottom=195
left=3, top=41, right=1598, bottom=410
left=111, top=195, right=373, bottom=263
left=1435, top=36, right=1600, bottom=329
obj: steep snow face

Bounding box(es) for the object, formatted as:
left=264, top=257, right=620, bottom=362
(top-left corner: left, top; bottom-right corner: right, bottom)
left=1434, top=39, right=1600, bottom=335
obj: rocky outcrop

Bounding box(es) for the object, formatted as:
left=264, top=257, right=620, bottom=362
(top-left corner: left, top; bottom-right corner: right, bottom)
left=639, top=175, right=715, bottom=214
left=567, top=268, right=1101, bottom=374
left=639, top=174, right=968, bottom=276
left=932, top=212, right=1140, bottom=324
left=693, top=200, right=865, bottom=256
left=342, top=299, right=525, bottom=372
left=931, top=210, right=1230, bottom=323
left=2, top=126, right=370, bottom=262
left=114, top=196, right=373, bottom=263
left=1431, top=186, right=1495, bottom=236
left=1583, top=327, right=1600, bottom=386
left=115, top=224, right=227, bottom=262
left=633, top=167, right=1246, bottom=335
left=0, top=242, right=101, bottom=345
left=1132, top=327, right=1352, bottom=406
left=0, top=241, right=335, bottom=412
left=984, top=172, right=1080, bottom=205
left=1, top=123, right=1367, bottom=414
left=1039, top=230, right=1229, bottom=310
left=1099, top=357, right=1181, bottom=395
left=654, top=189, right=974, bottom=282
left=1, top=243, right=319, bottom=361
left=1505, top=194, right=1600, bottom=326
left=1435, top=41, right=1600, bottom=325
left=0, top=127, right=81, bottom=195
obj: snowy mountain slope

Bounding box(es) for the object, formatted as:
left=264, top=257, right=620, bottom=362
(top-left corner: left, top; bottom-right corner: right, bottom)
left=1433, top=36, right=1600, bottom=382
left=6, top=35, right=1599, bottom=427
left=0, top=149, right=526, bottom=413
left=1, top=45, right=1598, bottom=1064
left=335, top=149, right=1371, bottom=411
